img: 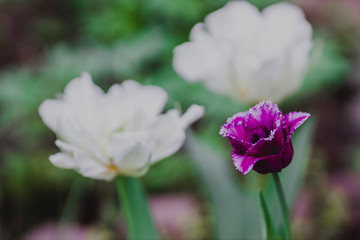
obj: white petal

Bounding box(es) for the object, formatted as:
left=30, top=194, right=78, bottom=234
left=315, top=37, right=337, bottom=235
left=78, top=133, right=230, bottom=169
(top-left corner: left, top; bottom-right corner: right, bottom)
left=64, top=72, right=104, bottom=101
left=63, top=73, right=105, bottom=134
left=99, top=85, right=129, bottom=134
left=205, top=1, right=261, bottom=44
left=121, top=80, right=168, bottom=116
left=55, top=139, right=77, bottom=154
left=49, top=153, right=77, bottom=169
left=111, top=131, right=154, bottom=155
left=38, top=99, right=65, bottom=132
left=173, top=31, right=232, bottom=94
left=261, top=3, right=312, bottom=53
left=113, top=143, right=151, bottom=177
left=172, top=41, right=228, bottom=89
left=189, top=23, right=211, bottom=42
left=73, top=152, right=113, bottom=181
left=150, top=110, right=185, bottom=163
left=56, top=119, right=110, bottom=165
left=180, top=104, right=204, bottom=128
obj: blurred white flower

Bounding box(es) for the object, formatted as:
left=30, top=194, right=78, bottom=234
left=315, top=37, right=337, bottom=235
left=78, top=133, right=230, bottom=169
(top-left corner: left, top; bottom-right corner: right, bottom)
left=39, top=73, right=204, bottom=181
left=173, top=1, right=312, bottom=103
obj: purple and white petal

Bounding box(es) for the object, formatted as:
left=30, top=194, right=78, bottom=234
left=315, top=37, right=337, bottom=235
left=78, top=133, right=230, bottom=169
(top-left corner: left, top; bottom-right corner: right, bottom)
left=282, top=111, right=311, bottom=137
left=229, top=138, right=252, bottom=154
left=232, top=152, right=260, bottom=175
left=246, top=101, right=282, bottom=132
left=220, top=120, right=253, bottom=144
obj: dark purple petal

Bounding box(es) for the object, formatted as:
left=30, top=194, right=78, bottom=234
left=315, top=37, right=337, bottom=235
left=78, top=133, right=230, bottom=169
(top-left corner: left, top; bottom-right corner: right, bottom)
left=245, top=126, right=284, bottom=157
left=282, top=111, right=311, bottom=139
left=281, top=140, right=294, bottom=169
left=252, top=154, right=284, bottom=174
left=229, top=138, right=252, bottom=154
left=252, top=141, right=294, bottom=174
left=232, top=152, right=260, bottom=175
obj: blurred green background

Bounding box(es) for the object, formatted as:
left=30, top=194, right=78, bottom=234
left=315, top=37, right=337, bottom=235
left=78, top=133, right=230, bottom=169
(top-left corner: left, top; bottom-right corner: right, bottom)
left=1, top=0, right=360, bottom=239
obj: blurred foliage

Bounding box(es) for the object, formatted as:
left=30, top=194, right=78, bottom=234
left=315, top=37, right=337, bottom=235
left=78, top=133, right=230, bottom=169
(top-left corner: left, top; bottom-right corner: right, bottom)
left=0, top=0, right=356, bottom=239
left=143, top=154, right=199, bottom=192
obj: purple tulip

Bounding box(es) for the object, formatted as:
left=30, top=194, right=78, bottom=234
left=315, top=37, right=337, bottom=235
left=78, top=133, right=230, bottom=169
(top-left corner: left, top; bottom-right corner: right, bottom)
left=220, top=101, right=310, bottom=174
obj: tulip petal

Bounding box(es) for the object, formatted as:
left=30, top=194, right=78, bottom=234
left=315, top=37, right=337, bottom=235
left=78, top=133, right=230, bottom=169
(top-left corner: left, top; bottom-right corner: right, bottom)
left=111, top=131, right=153, bottom=155
left=219, top=112, right=253, bottom=144
left=189, top=23, right=211, bottom=42
left=281, top=140, right=294, bottom=169
left=63, top=72, right=104, bottom=101
left=205, top=1, right=261, bottom=43
left=246, top=101, right=282, bottom=132
left=113, top=143, right=151, bottom=177
left=179, top=104, right=204, bottom=128
left=62, top=73, right=106, bottom=135
left=228, top=138, right=252, bottom=154
left=252, top=154, right=284, bottom=174
left=220, top=121, right=253, bottom=149
left=121, top=80, right=168, bottom=116
left=262, top=3, right=312, bottom=51
left=55, top=139, right=77, bottom=153
left=246, top=126, right=284, bottom=157
left=74, top=152, right=112, bottom=181
left=151, top=105, right=204, bottom=163
left=56, top=120, right=110, bottom=166
left=173, top=42, right=220, bottom=81
left=49, top=153, right=77, bottom=169
left=38, top=100, right=65, bottom=133
left=150, top=110, right=185, bottom=163
left=232, top=152, right=260, bottom=175
left=282, top=111, right=311, bottom=138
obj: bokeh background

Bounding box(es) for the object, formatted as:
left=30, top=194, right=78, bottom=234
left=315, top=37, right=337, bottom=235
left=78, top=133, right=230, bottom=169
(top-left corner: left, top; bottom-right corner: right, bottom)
left=0, top=0, right=360, bottom=239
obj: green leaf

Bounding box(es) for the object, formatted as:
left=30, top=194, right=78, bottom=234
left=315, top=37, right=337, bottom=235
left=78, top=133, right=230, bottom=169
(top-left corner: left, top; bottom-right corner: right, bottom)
left=116, top=177, right=158, bottom=240
left=185, top=130, right=261, bottom=239
left=259, top=191, right=280, bottom=240
left=272, top=173, right=292, bottom=240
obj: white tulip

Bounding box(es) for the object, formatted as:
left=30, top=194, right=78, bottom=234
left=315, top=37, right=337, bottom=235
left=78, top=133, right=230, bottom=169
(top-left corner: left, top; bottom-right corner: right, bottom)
left=173, top=1, right=312, bottom=103
left=39, top=73, right=204, bottom=181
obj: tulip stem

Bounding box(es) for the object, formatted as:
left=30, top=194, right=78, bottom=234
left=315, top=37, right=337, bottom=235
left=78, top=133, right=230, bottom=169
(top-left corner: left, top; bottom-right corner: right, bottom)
left=116, top=177, right=136, bottom=239
left=272, top=173, right=292, bottom=240
left=116, top=176, right=159, bottom=240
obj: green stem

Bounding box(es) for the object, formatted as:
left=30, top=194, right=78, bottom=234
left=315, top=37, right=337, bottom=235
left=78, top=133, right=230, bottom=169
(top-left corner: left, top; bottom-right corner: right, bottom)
left=116, top=176, right=159, bottom=240
left=272, top=173, right=292, bottom=240
left=116, top=177, right=136, bottom=239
